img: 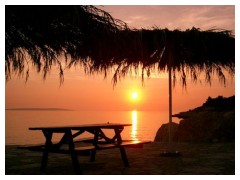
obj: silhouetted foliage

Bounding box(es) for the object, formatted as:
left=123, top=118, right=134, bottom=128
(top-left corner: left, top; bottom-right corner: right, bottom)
left=203, top=96, right=235, bottom=111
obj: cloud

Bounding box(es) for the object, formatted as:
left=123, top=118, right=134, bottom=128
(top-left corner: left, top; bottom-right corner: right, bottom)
left=99, top=5, right=234, bottom=32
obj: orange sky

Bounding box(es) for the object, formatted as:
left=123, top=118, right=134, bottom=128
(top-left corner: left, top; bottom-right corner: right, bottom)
left=5, top=65, right=235, bottom=113
left=5, top=5, right=235, bottom=113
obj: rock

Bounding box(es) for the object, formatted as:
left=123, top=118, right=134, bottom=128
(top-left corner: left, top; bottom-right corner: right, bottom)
left=175, top=111, right=235, bottom=142
left=154, top=122, right=179, bottom=142
left=154, top=96, right=235, bottom=142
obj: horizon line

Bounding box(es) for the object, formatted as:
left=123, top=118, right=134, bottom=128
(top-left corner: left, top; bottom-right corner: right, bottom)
left=5, top=108, right=172, bottom=112
left=5, top=108, right=74, bottom=111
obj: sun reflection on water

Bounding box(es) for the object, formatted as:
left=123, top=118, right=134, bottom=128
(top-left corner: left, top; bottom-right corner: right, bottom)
left=131, top=110, right=138, bottom=141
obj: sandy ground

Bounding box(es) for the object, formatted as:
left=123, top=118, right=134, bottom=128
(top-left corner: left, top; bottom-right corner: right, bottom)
left=5, top=142, right=234, bottom=175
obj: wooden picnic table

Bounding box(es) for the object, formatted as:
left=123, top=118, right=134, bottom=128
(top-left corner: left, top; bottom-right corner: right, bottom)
left=28, top=123, right=150, bottom=174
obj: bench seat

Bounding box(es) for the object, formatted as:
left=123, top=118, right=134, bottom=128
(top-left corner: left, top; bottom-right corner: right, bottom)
left=97, top=140, right=151, bottom=149
left=17, top=137, right=95, bottom=150
left=18, top=140, right=151, bottom=155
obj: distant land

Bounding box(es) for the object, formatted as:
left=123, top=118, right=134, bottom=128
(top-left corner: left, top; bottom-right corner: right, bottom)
left=5, top=108, right=74, bottom=111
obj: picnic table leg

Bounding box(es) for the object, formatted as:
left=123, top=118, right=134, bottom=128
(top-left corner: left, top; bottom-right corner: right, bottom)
left=114, top=128, right=129, bottom=167
left=119, top=147, right=129, bottom=167
left=65, top=130, right=82, bottom=174
left=90, top=129, right=100, bottom=162
left=90, top=149, right=96, bottom=162
left=41, top=130, right=52, bottom=171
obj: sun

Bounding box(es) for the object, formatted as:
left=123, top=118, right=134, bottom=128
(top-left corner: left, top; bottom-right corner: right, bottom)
left=131, top=92, right=138, bottom=100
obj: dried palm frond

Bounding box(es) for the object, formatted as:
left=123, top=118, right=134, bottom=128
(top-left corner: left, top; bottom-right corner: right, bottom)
left=5, top=5, right=127, bottom=83
left=5, top=5, right=235, bottom=87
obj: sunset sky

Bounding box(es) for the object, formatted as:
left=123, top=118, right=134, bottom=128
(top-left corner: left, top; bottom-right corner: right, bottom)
left=4, top=3, right=236, bottom=113
left=2, top=1, right=239, bottom=176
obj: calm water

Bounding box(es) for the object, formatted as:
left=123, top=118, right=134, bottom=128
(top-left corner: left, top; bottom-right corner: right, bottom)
left=5, top=110, right=179, bottom=145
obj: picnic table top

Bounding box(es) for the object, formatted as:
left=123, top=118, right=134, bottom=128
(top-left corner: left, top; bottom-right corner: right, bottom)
left=29, top=123, right=132, bottom=131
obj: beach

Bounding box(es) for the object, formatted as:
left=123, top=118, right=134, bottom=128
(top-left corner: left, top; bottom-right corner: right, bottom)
left=5, top=142, right=234, bottom=175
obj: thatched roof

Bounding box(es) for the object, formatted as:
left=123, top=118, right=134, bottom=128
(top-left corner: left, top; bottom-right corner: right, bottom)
left=5, top=5, right=235, bottom=86
left=112, top=28, right=234, bottom=86
left=5, top=5, right=127, bottom=82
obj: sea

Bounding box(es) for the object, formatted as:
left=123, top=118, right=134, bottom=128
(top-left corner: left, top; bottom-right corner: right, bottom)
left=5, top=110, right=180, bottom=145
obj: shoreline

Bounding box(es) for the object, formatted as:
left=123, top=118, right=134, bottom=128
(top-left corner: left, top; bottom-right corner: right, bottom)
left=5, top=142, right=235, bottom=175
